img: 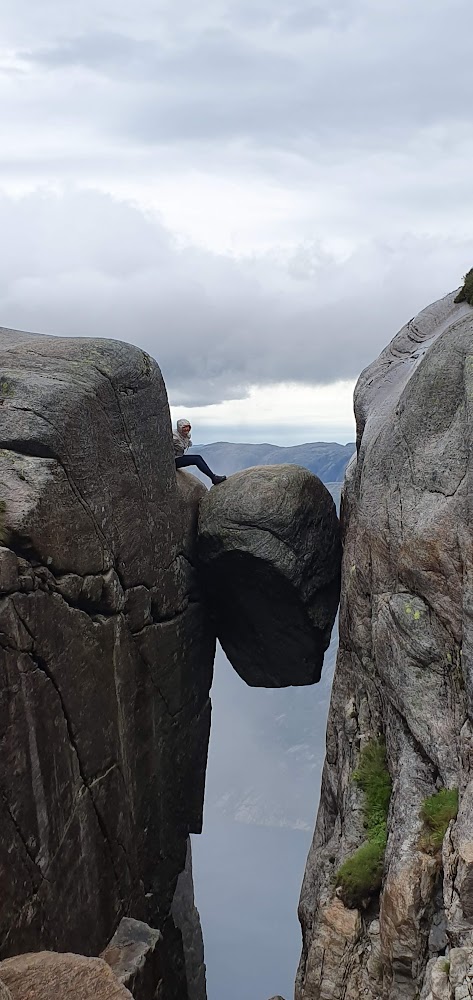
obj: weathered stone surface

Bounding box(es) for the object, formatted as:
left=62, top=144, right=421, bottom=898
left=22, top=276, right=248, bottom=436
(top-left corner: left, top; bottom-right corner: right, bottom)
left=297, top=291, right=473, bottom=999
left=101, top=918, right=162, bottom=1000
left=198, top=464, right=341, bottom=686
left=0, top=547, right=18, bottom=594
left=420, top=951, right=473, bottom=1000
left=0, top=952, right=133, bottom=999
left=171, top=840, right=207, bottom=1000
left=0, top=982, right=12, bottom=1000
left=302, top=899, right=362, bottom=999
left=123, top=586, right=152, bottom=633
left=0, top=328, right=214, bottom=996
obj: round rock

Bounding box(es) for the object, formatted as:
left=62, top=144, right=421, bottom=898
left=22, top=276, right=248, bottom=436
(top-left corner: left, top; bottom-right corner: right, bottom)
left=0, top=953, right=133, bottom=1000
left=198, top=464, right=341, bottom=687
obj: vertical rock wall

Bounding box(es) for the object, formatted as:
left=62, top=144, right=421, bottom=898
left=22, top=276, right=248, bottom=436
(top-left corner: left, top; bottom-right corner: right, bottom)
left=171, top=840, right=207, bottom=1000
left=297, top=292, right=473, bottom=999
left=0, top=329, right=215, bottom=996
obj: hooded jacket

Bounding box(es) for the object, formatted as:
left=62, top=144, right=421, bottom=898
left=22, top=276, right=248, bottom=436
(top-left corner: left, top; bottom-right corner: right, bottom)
left=173, top=418, right=192, bottom=457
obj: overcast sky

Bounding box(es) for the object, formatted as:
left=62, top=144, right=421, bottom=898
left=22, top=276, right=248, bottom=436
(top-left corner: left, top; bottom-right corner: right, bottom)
left=1, top=0, right=472, bottom=442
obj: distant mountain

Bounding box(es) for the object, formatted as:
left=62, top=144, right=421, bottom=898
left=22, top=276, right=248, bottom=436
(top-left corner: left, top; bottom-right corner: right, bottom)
left=190, top=440, right=355, bottom=484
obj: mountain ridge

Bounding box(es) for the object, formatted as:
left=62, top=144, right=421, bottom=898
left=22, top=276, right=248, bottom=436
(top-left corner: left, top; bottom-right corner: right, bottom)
left=190, top=440, right=355, bottom=484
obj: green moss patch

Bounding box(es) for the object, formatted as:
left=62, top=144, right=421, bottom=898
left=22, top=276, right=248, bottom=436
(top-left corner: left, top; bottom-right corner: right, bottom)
left=420, top=788, right=458, bottom=853
left=454, top=269, right=473, bottom=306
left=336, top=832, right=387, bottom=908
left=336, top=738, right=392, bottom=908
left=0, top=380, right=14, bottom=398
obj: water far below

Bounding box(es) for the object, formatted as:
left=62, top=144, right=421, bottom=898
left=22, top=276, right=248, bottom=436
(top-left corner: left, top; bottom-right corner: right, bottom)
left=192, top=818, right=311, bottom=1000
left=191, top=637, right=337, bottom=1000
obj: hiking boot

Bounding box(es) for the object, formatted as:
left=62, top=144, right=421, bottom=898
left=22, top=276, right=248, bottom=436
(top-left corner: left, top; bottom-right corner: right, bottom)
left=211, top=475, right=227, bottom=486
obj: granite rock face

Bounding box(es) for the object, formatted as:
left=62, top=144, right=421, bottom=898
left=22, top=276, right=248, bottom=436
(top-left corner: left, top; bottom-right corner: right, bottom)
left=0, top=952, right=133, bottom=999
left=171, top=840, right=207, bottom=1000
left=297, top=291, right=473, bottom=999
left=0, top=328, right=215, bottom=996
left=198, top=465, right=341, bottom=686
left=101, top=918, right=162, bottom=1000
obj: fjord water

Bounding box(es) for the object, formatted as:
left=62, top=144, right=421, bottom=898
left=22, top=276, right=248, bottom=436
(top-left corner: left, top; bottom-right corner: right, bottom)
left=192, top=633, right=337, bottom=1000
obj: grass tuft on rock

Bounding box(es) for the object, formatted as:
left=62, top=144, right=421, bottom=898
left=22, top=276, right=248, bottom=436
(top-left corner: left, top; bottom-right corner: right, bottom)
left=454, top=268, right=473, bottom=306
left=420, top=788, right=458, bottom=853
left=336, top=832, right=387, bottom=908
left=336, top=738, right=392, bottom=908
left=353, top=738, right=392, bottom=837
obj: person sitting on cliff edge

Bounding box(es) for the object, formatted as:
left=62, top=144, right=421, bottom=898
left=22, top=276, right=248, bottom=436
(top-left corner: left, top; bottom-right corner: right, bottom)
left=173, top=418, right=227, bottom=486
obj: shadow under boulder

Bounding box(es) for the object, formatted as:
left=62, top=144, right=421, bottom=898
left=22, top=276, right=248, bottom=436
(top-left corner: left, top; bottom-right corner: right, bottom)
left=197, top=464, right=341, bottom=687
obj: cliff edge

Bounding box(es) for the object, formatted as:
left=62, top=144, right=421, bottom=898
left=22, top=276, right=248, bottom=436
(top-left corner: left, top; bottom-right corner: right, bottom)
left=297, top=289, right=473, bottom=1000
left=0, top=329, right=215, bottom=997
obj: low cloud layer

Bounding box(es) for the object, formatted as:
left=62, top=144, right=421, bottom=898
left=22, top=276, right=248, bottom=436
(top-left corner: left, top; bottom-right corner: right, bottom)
left=0, top=188, right=471, bottom=406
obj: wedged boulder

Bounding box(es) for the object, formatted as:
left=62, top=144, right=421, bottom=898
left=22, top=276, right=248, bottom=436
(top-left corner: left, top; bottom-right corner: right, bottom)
left=198, top=464, right=341, bottom=686
left=0, top=952, right=133, bottom=999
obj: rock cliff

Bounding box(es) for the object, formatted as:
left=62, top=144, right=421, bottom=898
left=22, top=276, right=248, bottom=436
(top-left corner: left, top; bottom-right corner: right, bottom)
left=297, top=290, right=473, bottom=999
left=0, top=328, right=214, bottom=997
left=0, top=326, right=341, bottom=999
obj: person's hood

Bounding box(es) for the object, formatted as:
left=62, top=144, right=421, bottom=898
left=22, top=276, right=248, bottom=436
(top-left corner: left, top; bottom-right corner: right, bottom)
left=175, top=418, right=192, bottom=450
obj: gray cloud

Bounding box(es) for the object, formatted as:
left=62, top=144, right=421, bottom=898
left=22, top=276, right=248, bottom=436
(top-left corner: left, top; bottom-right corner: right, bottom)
left=0, top=4, right=471, bottom=232
left=0, top=188, right=471, bottom=406
left=8, top=0, right=471, bottom=157
left=0, top=1, right=473, bottom=409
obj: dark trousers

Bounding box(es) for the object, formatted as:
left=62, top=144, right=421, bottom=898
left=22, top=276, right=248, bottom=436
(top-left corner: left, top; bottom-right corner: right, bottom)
left=175, top=454, right=215, bottom=482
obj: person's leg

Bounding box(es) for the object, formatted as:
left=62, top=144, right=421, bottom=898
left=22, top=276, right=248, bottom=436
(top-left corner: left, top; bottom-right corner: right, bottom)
left=175, top=454, right=225, bottom=484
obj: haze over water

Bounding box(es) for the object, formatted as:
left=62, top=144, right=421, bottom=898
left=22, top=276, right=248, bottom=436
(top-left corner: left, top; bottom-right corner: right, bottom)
left=192, top=634, right=337, bottom=1000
